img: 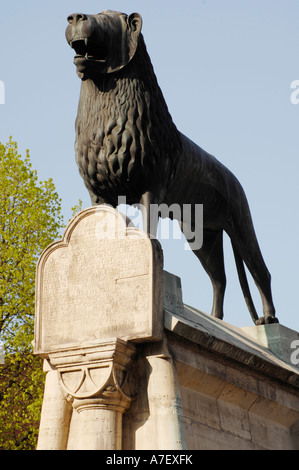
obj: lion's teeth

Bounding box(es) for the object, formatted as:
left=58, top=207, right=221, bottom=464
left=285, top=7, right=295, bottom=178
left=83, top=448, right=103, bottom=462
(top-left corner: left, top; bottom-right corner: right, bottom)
left=84, top=38, right=88, bottom=46
left=85, top=52, right=89, bottom=59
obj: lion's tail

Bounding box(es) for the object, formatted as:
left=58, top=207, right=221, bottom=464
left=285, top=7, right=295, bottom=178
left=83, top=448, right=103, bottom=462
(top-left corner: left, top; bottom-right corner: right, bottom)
left=232, top=243, right=259, bottom=324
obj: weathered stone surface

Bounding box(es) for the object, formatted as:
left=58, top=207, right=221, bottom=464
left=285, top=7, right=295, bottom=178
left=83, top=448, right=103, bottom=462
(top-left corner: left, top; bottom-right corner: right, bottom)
left=164, top=301, right=299, bottom=388
left=36, top=361, right=72, bottom=450
left=37, top=338, right=136, bottom=450
left=34, top=206, right=163, bottom=355
left=242, top=323, right=299, bottom=366
left=34, top=210, right=299, bottom=450
left=161, top=292, right=299, bottom=450
left=163, top=271, right=184, bottom=316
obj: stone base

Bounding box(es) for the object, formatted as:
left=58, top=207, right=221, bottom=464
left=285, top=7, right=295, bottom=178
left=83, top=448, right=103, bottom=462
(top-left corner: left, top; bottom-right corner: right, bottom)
left=123, top=272, right=299, bottom=450
left=34, top=207, right=299, bottom=450
left=242, top=323, right=299, bottom=366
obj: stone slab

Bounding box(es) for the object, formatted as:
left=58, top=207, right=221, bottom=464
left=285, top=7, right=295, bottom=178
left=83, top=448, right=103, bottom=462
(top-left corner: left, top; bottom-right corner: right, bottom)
left=163, top=271, right=184, bottom=316
left=34, top=206, right=164, bottom=355
left=241, top=324, right=299, bottom=367
left=163, top=295, right=299, bottom=388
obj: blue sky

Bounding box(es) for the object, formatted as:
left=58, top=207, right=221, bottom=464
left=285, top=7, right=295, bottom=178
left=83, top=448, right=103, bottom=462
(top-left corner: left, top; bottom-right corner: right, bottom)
left=0, top=0, right=299, bottom=331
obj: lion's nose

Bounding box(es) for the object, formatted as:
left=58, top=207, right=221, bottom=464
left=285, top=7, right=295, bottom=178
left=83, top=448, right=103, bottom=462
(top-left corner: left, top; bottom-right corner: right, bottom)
left=67, top=13, right=87, bottom=25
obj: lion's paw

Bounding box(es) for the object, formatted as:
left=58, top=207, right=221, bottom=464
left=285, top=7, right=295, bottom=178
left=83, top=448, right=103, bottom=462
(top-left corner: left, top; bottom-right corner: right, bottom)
left=255, top=316, right=279, bottom=325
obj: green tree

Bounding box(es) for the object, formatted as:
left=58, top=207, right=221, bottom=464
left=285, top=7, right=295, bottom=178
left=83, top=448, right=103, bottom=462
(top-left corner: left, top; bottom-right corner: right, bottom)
left=0, top=138, right=64, bottom=449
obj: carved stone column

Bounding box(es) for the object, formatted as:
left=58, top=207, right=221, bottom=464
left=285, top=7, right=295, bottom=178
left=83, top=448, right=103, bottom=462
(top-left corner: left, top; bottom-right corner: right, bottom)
left=47, top=339, right=136, bottom=450
left=36, top=360, right=72, bottom=450
left=72, top=397, right=125, bottom=450
left=145, top=346, right=187, bottom=450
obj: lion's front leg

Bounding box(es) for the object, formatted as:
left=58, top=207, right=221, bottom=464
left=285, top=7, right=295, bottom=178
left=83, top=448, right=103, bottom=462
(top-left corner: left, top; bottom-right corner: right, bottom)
left=139, top=191, right=159, bottom=238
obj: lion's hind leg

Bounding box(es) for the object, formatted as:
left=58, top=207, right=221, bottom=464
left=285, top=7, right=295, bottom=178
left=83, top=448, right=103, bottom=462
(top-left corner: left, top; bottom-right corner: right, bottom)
left=189, top=228, right=227, bottom=320
left=226, top=221, right=277, bottom=325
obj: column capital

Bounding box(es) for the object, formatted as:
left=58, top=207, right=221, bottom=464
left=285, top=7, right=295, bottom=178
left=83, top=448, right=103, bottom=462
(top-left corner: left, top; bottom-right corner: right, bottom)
left=47, top=338, right=136, bottom=411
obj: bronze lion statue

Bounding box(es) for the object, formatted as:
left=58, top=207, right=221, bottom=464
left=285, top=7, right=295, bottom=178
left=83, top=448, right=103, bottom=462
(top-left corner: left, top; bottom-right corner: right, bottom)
left=66, top=10, right=277, bottom=325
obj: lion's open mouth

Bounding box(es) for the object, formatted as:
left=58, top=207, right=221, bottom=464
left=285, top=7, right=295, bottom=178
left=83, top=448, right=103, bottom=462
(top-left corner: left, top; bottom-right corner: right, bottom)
left=71, top=38, right=107, bottom=62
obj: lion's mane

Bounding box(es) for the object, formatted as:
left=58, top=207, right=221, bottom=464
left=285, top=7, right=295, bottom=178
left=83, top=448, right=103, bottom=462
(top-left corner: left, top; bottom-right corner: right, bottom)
left=75, top=35, right=182, bottom=206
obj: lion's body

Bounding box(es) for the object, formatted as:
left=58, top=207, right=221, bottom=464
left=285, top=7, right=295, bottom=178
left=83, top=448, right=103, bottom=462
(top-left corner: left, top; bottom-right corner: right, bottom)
left=66, top=10, right=277, bottom=325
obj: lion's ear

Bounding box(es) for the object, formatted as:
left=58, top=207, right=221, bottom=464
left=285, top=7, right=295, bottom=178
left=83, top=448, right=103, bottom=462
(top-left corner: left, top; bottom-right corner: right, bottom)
left=127, top=13, right=142, bottom=35
left=124, top=13, right=142, bottom=67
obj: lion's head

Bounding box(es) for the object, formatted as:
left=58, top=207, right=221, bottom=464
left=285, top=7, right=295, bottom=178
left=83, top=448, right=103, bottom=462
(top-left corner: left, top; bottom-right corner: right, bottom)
left=65, top=10, right=142, bottom=79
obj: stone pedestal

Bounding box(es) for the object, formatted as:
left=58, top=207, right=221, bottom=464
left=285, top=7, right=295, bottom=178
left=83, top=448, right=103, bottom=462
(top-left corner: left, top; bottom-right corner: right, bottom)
left=34, top=206, right=164, bottom=450
left=35, top=206, right=299, bottom=450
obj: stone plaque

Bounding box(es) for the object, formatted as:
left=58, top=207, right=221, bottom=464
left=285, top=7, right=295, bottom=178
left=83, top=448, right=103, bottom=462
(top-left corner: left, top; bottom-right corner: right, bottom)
left=34, top=206, right=163, bottom=355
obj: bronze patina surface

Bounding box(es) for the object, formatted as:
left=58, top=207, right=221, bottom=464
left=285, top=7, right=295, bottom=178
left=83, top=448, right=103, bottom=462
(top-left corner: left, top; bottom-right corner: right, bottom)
left=66, top=10, right=277, bottom=325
